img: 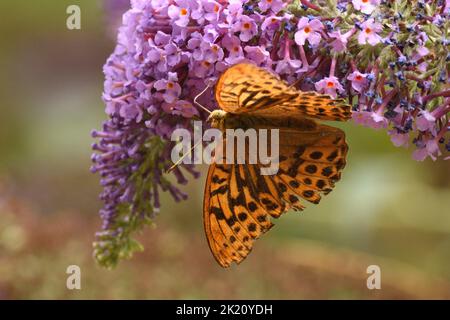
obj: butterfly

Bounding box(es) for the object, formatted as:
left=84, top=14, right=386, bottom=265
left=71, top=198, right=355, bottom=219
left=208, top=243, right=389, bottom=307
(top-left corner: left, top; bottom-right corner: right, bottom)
left=203, top=63, right=351, bottom=268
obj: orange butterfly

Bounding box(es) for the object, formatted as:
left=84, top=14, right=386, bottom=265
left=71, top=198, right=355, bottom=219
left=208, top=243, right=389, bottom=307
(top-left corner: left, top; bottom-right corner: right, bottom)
left=203, top=63, right=351, bottom=268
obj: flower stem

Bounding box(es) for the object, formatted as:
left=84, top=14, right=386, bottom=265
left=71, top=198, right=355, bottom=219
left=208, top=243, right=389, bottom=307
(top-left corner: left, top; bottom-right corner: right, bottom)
left=423, top=90, right=450, bottom=104
left=329, top=57, right=336, bottom=77
left=298, top=44, right=310, bottom=67
left=377, top=88, right=399, bottom=113
left=436, top=120, right=450, bottom=141
left=433, top=104, right=450, bottom=119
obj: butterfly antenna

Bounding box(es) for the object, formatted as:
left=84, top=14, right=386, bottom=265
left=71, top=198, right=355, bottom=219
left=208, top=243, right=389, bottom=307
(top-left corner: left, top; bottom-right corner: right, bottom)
left=166, top=140, right=203, bottom=173
left=194, top=84, right=212, bottom=114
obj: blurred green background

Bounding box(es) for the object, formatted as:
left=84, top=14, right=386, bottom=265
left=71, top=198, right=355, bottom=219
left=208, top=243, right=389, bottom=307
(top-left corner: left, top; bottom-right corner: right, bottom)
left=0, top=1, right=449, bottom=299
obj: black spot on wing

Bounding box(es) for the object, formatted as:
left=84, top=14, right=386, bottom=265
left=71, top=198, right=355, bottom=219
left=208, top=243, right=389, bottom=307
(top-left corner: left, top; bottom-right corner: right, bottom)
left=238, top=212, right=248, bottom=221
left=305, top=165, right=317, bottom=174
left=211, top=207, right=225, bottom=220
left=322, top=166, right=333, bottom=177
left=248, top=223, right=257, bottom=232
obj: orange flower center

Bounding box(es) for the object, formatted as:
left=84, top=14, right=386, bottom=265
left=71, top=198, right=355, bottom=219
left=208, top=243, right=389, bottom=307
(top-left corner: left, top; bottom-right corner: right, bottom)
left=365, top=28, right=372, bottom=34
left=243, top=22, right=251, bottom=29
left=214, top=5, right=219, bottom=12
left=362, top=0, right=369, bottom=3
left=326, top=81, right=335, bottom=88
left=167, top=82, right=174, bottom=89
left=233, top=46, right=240, bottom=52
left=180, top=8, right=188, bottom=16
left=212, top=45, right=218, bottom=52
left=355, top=75, right=363, bottom=81
left=203, top=61, right=211, bottom=67
left=304, top=26, right=311, bottom=33
left=271, top=18, right=277, bottom=23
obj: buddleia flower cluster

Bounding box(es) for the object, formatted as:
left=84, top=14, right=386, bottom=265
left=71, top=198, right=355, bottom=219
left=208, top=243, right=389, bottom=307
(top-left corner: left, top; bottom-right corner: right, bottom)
left=92, top=0, right=450, bottom=267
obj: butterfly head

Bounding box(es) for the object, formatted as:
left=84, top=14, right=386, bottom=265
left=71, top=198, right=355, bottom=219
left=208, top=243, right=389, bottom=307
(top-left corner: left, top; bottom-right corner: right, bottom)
left=207, top=109, right=227, bottom=130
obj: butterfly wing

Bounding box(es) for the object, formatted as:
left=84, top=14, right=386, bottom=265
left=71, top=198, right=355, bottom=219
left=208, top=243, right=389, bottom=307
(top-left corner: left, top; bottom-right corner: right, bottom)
left=203, top=163, right=271, bottom=267
left=203, top=123, right=348, bottom=267
left=215, top=63, right=352, bottom=121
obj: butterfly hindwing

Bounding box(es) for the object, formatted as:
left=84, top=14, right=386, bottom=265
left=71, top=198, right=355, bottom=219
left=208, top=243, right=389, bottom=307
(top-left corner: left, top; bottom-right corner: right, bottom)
left=203, top=125, right=348, bottom=267
left=204, top=164, right=267, bottom=268
left=215, top=63, right=352, bottom=121
left=275, top=124, right=348, bottom=205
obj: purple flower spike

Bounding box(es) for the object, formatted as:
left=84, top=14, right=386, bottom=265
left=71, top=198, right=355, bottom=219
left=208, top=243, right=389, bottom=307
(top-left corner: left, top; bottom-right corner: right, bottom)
left=357, top=19, right=382, bottom=46
left=413, top=138, right=442, bottom=161
left=416, top=110, right=436, bottom=132
left=389, top=130, right=410, bottom=148
left=347, top=71, right=368, bottom=93
left=171, top=100, right=200, bottom=118
left=294, top=17, right=323, bottom=47
left=233, top=14, right=258, bottom=42
left=168, top=0, right=198, bottom=27
left=258, top=0, right=286, bottom=14
left=154, top=72, right=182, bottom=103
left=222, top=34, right=245, bottom=64
left=93, top=0, right=450, bottom=268
left=315, top=76, right=345, bottom=99
left=203, top=0, right=222, bottom=22
left=329, top=29, right=354, bottom=53
left=352, top=0, right=381, bottom=15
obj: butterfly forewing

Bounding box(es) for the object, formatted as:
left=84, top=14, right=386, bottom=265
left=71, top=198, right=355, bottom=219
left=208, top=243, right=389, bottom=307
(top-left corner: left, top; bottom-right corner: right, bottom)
left=215, top=63, right=352, bottom=121
left=215, top=63, right=296, bottom=114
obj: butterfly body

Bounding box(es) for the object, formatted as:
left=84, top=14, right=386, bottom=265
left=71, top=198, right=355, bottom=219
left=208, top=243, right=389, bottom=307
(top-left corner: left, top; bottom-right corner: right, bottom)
left=208, top=109, right=318, bottom=132
left=202, top=63, right=352, bottom=268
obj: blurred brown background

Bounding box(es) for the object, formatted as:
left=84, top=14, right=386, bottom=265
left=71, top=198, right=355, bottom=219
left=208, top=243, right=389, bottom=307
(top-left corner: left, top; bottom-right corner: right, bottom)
left=0, top=1, right=449, bottom=299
